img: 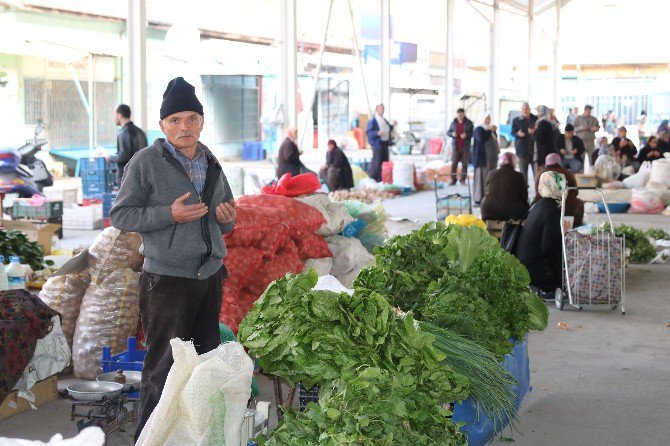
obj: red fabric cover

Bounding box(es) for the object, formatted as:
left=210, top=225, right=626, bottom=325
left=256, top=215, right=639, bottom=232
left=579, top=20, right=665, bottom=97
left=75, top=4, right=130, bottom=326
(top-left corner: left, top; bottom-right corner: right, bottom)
left=382, top=161, right=394, bottom=184
left=294, top=232, right=331, bottom=260
left=261, top=172, right=322, bottom=197
left=223, top=246, right=266, bottom=293
left=429, top=137, right=443, bottom=155
left=224, top=204, right=288, bottom=252
left=237, top=194, right=326, bottom=238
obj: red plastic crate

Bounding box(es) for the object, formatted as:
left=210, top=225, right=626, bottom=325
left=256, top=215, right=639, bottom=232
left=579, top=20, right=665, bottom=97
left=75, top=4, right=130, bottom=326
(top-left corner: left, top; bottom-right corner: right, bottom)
left=83, top=198, right=102, bottom=206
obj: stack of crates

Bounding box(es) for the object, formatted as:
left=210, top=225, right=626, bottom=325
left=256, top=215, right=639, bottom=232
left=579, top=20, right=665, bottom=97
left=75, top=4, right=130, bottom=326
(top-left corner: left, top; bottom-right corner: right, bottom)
left=102, top=192, right=117, bottom=228
left=80, top=157, right=115, bottom=199
left=11, top=199, right=63, bottom=220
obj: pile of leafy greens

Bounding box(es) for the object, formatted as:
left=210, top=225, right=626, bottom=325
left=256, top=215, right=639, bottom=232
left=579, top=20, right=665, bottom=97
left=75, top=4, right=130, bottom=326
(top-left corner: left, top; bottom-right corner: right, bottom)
left=354, top=223, right=549, bottom=360
left=0, top=230, right=49, bottom=271
left=602, top=223, right=656, bottom=264
left=239, top=269, right=470, bottom=445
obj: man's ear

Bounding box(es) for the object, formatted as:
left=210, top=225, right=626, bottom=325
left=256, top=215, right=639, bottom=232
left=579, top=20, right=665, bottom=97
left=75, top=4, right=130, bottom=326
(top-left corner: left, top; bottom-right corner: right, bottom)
left=199, top=116, right=204, bottom=132
left=159, top=119, right=165, bottom=133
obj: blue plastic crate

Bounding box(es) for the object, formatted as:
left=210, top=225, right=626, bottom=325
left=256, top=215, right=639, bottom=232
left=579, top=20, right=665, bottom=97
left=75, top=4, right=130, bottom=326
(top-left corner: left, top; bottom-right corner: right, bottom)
left=242, top=141, right=264, bottom=160
left=82, top=179, right=110, bottom=198
left=102, top=192, right=117, bottom=217
left=80, top=157, right=107, bottom=173
left=102, top=337, right=145, bottom=398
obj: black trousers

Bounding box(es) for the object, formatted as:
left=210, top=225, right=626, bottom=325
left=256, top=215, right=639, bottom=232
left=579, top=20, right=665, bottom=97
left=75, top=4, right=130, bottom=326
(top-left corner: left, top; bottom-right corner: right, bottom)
left=367, top=141, right=389, bottom=182
left=134, top=268, right=224, bottom=443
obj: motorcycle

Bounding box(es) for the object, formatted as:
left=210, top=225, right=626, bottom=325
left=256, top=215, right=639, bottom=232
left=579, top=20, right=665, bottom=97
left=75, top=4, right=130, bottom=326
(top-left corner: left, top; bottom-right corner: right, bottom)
left=0, top=121, right=53, bottom=209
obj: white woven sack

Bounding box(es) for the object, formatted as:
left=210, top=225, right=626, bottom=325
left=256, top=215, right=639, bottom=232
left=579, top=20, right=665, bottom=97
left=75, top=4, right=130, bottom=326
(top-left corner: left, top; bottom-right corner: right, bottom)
left=649, top=159, right=670, bottom=187
left=326, top=235, right=374, bottom=286
left=392, top=161, right=415, bottom=189
left=296, top=194, right=354, bottom=236
left=137, top=340, right=254, bottom=446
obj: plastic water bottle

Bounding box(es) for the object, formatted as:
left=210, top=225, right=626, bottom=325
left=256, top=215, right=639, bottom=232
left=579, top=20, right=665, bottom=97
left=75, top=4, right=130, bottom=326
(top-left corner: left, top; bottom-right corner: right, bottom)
left=6, top=256, right=26, bottom=290
left=0, top=256, right=8, bottom=291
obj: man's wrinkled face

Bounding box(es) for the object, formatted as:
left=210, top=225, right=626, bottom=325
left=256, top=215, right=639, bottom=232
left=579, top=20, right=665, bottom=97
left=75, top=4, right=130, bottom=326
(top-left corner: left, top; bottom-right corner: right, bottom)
left=584, top=108, right=592, bottom=117
left=565, top=131, right=574, bottom=140
left=159, top=111, right=204, bottom=151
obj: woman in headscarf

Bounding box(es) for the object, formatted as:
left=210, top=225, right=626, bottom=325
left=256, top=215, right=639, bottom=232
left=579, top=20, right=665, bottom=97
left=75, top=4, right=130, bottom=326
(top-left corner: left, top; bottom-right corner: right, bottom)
left=320, top=139, right=354, bottom=191
left=534, top=153, right=584, bottom=227
left=277, top=127, right=310, bottom=177
left=534, top=105, right=558, bottom=170
left=480, top=152, right=529, bottom=221
left=516, top=171, right=566, bottom=292
left=472, top=112, right=500, bottom=204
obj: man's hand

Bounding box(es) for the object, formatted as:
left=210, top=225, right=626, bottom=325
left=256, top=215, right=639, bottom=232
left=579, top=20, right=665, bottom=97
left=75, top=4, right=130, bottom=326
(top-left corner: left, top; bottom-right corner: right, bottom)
left=560, top=149, right=566, bottom=155
left=591, top=125, right=599, bottom=132
left=620, top=139, right=628, bottom=148
left=528, top=127, right=536, bottom=134
left=460, top=133, right=467, bottom=139
left=517, top=131, right=526, bottom=137
left=216, top=199, right=236, bottom=225
left=171, top=192, right=208, bottom=223
left=573, top=149, right=578, bottom=155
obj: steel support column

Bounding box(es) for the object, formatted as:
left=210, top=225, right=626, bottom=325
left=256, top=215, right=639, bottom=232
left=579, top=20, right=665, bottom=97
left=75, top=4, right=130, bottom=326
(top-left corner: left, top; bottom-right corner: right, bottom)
left=279, top=0, right=298, bottom=132
left=527, top=0, right=535, bottom=105
left=127, top=0, right=147, bottom=132
left=380, top=0, right=391, bottom=114
left=445, top=0, right=454, bottom=132
left=553, top=0, right=562, bottom=109
left=488, top=0, right=500, bottom=123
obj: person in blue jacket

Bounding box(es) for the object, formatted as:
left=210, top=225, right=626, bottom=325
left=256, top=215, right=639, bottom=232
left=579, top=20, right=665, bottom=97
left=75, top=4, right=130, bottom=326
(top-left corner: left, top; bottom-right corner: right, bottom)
left=366, top=104, right=393, bottom=182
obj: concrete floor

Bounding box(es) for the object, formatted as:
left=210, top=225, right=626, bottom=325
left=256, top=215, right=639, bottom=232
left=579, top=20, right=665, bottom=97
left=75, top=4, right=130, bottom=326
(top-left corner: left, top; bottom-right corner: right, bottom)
left=1, top=190, right=669, bottom=444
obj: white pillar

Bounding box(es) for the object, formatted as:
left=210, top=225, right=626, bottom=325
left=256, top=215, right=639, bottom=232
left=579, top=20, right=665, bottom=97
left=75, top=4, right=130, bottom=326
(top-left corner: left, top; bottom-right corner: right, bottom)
left=445, top=0, right=454, bottom=133
left=279, top=0, right=298, bottom=131
left=488, top=0, right=500, bottom=124
left=553, top=0, right=562, bottom=110
left=88, top=53, right=94, bottom=151
left=527, top=0, right=535, bottom=106
left=380, top=0, right=391, bottom=115
left=127, top=0, right=147, bottom=132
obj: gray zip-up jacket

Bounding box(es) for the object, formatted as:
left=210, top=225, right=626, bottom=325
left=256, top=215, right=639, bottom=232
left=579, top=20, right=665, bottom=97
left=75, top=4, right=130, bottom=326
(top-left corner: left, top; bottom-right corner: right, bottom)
left=110, top=139, right=235, bottom=280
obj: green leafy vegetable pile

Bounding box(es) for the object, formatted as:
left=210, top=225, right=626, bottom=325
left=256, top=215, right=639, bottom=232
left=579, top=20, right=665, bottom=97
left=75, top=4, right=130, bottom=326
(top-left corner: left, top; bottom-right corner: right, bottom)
left=354, top=223, right=549, bottom=360
left=645, top=227, right=669, bottom=241
left=239, top=269, right=470, bottom=445
left=603, top=223, right=656, bottom=264
left=0, top=230, right=48, bottom=270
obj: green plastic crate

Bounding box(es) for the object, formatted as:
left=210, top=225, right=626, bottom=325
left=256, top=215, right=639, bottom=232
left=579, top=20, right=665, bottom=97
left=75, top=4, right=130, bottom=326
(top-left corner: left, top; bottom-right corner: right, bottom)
left=11, top=200, right=63, bottom=219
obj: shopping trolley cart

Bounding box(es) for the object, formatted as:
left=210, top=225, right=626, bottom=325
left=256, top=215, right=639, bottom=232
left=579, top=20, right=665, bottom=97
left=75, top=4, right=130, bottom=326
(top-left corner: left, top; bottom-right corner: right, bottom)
left=434, top=174, right=472, bottom=221
left=557, top=187, right=626, bottom=314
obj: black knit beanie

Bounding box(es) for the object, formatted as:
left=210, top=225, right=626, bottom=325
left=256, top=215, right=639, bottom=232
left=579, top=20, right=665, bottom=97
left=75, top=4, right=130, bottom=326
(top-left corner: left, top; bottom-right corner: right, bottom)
left=159, top=77, right=204, bottom=120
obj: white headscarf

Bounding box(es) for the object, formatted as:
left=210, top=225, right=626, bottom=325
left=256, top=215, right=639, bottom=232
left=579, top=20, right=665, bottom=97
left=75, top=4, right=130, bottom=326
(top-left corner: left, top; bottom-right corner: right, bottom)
left=476, top=112, right=492, bottom=129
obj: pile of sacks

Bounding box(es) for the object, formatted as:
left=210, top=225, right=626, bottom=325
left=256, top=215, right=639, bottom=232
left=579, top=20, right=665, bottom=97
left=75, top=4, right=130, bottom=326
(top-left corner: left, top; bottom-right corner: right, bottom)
left=220, top=194, right=331, bottom=332
left=621, top=159, right=670, bottom=214
left=39, top=228, right=144, bottom=379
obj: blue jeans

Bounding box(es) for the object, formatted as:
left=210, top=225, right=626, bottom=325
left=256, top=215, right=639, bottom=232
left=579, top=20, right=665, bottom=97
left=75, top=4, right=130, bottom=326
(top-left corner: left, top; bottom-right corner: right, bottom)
left=561, top=158, right=582, bottom=173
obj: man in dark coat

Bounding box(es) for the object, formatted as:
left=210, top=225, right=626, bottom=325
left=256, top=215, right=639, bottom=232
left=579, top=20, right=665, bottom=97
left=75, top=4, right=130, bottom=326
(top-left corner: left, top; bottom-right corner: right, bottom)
left=555, top=123, right=586, bottom=173
left=446, top=108, right=474, bottom=184
left=511, top=102, right=537, bottom=184
left=611, top=126, right=638, bottom=170
left=534, top=105, right=557, bottom=170
left=366, top=104, right=393, bottom=182
left=320, top=139, right=354, bottom=191
left=109, top=104, right=148, bottom=184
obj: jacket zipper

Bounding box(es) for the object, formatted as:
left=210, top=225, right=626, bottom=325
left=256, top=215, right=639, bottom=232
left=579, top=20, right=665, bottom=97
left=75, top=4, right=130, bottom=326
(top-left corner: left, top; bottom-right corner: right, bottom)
left=162, top=149, right=212, bottom=271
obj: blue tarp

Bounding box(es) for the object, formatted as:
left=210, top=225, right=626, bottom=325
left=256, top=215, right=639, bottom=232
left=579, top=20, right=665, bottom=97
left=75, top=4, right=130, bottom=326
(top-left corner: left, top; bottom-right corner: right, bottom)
left=453, top=337, right=531, bottom=446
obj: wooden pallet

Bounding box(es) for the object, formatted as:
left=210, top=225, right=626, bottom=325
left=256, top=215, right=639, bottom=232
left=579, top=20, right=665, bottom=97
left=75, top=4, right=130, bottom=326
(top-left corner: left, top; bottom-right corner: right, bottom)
left=0, top=375, right=58, bottom=421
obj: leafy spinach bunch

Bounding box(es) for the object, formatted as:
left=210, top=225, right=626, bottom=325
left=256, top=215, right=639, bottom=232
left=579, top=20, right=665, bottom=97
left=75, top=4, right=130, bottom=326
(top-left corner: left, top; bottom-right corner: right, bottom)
left=0, top=230, right=48, bottom=270
left=262, top=367, right=466, bottom=446
left=603, top=223, right=656, bottom=264
left=354, top=223, right=548, bottom=359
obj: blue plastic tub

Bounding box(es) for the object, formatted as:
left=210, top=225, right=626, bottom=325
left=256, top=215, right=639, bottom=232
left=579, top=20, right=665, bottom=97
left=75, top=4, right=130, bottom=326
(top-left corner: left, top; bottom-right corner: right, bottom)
left=242, top=141, right=264, bottom=160
left=453, top=337, right=531, bottom=445
left=597, top=202, right=629, bottom=213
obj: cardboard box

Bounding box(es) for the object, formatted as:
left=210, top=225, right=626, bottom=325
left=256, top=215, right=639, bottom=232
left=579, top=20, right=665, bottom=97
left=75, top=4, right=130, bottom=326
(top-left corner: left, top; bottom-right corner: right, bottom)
left=0, top=375, right=58, bottom=421
left=575, top=174, right=598, bottom=189
left=1, top=221, right=61, bottom=255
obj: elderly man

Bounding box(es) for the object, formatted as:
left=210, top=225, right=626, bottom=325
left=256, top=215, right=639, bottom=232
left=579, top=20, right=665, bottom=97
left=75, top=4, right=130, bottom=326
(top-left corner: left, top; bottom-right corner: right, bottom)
left=511, top=102, right=537, bottom=184
left=447, top=108, right=474, bottom=185
left=572, top=105, right=600, bottom=164
left=110, top=77, right=236, bottom=441
left=366, top=103, right=393, bottom=182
